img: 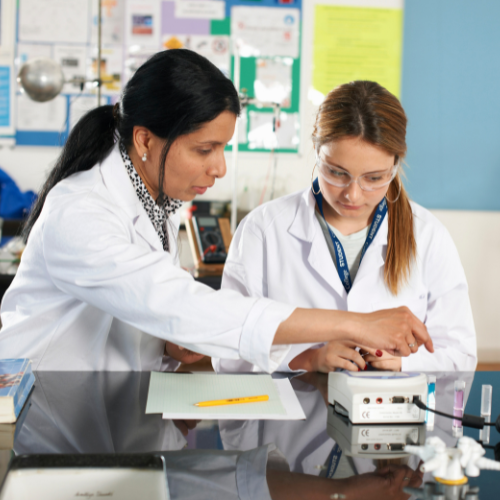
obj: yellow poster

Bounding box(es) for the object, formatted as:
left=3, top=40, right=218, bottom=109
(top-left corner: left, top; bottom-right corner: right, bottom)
left=313, top=5, right=403, bottom=98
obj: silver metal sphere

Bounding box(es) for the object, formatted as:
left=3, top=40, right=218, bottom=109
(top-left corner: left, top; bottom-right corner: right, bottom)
left=17, top=58, right=65, bottom=102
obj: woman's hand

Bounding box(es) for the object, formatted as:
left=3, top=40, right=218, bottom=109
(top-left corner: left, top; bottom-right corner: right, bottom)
left=274, top=306, right=433, bottom=358
left=289, top=342, right=366, bottom=372
left=165, top=341, right=205, bottom=364
left=362, top=348, right=402, bottom=371
left=352, top=306, right=433, bottom=356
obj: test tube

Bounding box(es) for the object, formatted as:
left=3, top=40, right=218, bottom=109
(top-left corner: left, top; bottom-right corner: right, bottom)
left=453, top=380, right=466, bottom=429
left=479, top=384, right=492, bottom=444
left=426, top=375, right=436, bottom=430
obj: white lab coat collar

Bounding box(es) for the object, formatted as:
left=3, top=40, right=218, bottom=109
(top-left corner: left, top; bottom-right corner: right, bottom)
left=287, top=188, right=388, bottom=296
left=100, top=143, right=164, bottom=252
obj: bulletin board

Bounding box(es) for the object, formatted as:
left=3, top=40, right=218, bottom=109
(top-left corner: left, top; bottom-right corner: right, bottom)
left=10, top=0, right=302, bottom=153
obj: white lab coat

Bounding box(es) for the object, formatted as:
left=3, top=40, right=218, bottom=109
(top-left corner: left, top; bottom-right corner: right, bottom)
left=213, top=188, right=477, bottom=373
left=0, top=144, right=294, bottom=371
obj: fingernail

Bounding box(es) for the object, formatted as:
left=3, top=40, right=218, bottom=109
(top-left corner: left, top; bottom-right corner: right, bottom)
left=376, top=350, right=383, bottom=357
left=358, top=367, right=361, bottom=371
left=364, top=365, right=368, bottom=371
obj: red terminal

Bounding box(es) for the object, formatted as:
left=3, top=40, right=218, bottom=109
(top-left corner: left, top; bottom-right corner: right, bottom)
left=376, top=397, right=383, bottom=404
left=203, top=245, right=217, bottom=257
left=374, top=444, right=381, bottom=451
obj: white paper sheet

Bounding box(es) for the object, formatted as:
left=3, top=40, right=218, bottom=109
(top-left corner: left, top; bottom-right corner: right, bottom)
left=175, top=0, right=225, bottom=20
left=16, top=94, right=67, bottom=132
left=161, top=378, right=306, bottom=421
left=17, top=43, right=53, bottom=65
left=19, top=0, right=89, bottom=44
left=69, top=95, right=99, bottom=130
left=248, top=111, right=299, bottom=150
left=231, top=6, right=300, bottom=58
left=91, top=0, right=125, bottom=45
left=255, top=58, right=293, bottom=108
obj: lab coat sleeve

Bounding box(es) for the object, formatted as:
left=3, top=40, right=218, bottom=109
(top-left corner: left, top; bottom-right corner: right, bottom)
left=402, top=223, right=477, bottom=372
left=41, top=198, right=294, bottom=373
left=215, top=216, right=315, bottom=374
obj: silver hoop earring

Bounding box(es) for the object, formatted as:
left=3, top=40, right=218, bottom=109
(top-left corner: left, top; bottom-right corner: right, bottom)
left=385, top=178, right=402, bottom=203
left=142, top=153, right=147, bottom=162
left=311, top=164, right=321, bottom=195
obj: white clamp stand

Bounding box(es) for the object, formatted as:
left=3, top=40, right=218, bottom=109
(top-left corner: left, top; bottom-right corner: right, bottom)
left=404, top=436, right=500, bottom=500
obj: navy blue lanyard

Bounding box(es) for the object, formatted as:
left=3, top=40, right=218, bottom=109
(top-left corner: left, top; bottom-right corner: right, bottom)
left=326, top=443, right=342, bottom=478
left=312, top=178, right=387, bottom=293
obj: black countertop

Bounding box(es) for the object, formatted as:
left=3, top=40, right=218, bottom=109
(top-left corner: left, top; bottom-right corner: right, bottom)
left=1, top=370, right=499, bottom=499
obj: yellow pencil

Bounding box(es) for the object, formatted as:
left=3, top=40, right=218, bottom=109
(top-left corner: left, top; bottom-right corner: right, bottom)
left=194, top=395, right=269, bottom=407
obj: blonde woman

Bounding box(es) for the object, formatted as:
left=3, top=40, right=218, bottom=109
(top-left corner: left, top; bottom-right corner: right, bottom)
left=214, top=81, right=475, bottom=373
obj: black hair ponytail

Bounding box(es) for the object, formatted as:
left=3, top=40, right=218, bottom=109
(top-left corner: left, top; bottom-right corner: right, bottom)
left=23, top=49, right=240, bottom=241
left=22, top=105, right=117, bottom=240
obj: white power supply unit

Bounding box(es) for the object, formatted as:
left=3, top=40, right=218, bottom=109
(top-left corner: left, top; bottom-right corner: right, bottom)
left=328, top=371, right=428, bottom=424
left=327, top=405, right=426, bottom=459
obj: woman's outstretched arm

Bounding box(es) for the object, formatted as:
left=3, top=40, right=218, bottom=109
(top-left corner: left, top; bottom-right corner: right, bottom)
left=274, top=306, right=433, bottom=357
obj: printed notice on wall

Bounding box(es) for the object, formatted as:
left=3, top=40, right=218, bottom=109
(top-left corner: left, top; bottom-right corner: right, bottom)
left=312, top=4, right=403, bottom=99
left=231, top=6, right=300, bottom=58
left=19, top=0, right=89, bottom=43
left=175, top=1, right=225, bottom=20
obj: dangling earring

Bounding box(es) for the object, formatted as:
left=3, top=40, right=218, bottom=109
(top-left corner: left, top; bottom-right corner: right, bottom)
left=142, top=152, right=147, bottom=162
left=311, top=163, right=321, bottom=195
left=385, top=178, right=402, bottom=203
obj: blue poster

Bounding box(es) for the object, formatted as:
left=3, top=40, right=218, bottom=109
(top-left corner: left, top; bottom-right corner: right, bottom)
left=0, top=66, right=10, bottom=128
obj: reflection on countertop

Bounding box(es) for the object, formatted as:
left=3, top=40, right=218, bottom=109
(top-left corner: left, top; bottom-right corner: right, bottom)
left=1, top=370, right=498, bottom=499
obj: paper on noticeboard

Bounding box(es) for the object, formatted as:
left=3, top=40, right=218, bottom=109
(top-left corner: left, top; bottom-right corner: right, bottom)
left=16, top=94, right=67, bottom=132
left=19, top=0, right=89, bottom=44
left=126, top=1, right=161, bottom=48
left=69, top=96, right=99, bottom=130
left=91, top=0, right=125, bottom=45
left=312, top=3, right=403, bottom=99
left=53, top=45, right=87, bottom=95
left=175, top=0, right=225, bottom=20
left=255, top=58, right=293, bottom=108
left=231, top=6, right=300, bottom=58
left=248, top=111, right=299, bottom=150
left=88, top=46, right=123, bottom=95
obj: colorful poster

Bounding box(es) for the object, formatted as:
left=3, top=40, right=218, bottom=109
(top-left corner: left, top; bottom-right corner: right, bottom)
left=163, top=34, right=230, bottom=76
left=125, top=1, right=161, bottom=47
left=88, top=46, right=123, bottom=95
left=312, top=4, right=403, bottom=98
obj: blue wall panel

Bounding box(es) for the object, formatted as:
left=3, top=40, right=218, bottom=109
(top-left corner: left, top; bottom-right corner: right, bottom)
left=401, top=0, right=500, bottom=210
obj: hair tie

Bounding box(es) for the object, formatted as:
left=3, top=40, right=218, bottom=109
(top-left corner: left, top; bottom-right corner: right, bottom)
left=112, top=102, right=121, bottom=123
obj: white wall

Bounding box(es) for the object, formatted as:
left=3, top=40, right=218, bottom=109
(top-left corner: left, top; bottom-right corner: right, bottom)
left=1, top=0, right=498, bottom=363
left=432, top=210, right=500, bottom=363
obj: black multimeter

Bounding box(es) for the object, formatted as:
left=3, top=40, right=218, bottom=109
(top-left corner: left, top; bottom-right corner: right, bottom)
left=192, top=215, right=227, bottom=264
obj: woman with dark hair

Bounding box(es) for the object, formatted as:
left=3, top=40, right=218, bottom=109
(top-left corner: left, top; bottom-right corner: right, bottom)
left=0, top=54, right=431, bottom=371
left=214, top=80, right=474, bottom=374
